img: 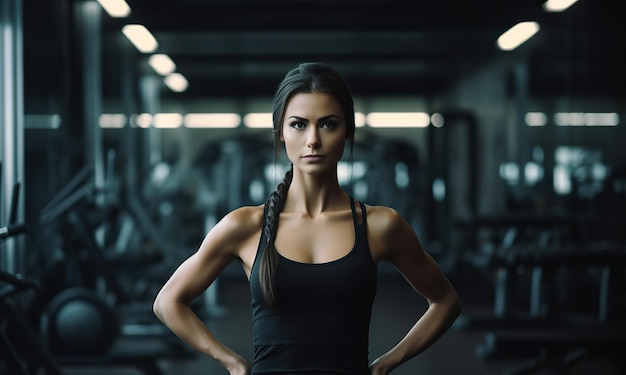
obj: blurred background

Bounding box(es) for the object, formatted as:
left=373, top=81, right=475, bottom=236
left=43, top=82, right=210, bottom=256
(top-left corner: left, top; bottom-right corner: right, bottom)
left=1, top=0, right=625, bottom=374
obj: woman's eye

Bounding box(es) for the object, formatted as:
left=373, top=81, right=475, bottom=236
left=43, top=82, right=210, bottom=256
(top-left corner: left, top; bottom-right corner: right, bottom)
left=291, top=121, right=305, bottom=129
left=321, top=121, right=336, bottom=129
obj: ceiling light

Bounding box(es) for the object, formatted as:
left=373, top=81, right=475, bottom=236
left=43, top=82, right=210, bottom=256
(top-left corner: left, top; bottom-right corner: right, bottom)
left=366, top=112, right=430, bottom=128
left=122, top=24, right=158, bottom=53
left=184, top=113, right=240, bottom=128
left=153, top=113, right=183, bottom=128
left=244, top=113, right=273, bottom=128
left=554, top=112, right=619, bottom=126
left=99, top=113, right=126, bottom=128
left=131, top=113, right=152, bottom=128
left=525, top=112, right=547, bottom=126
left=543, top=0, right=579, bottom=12
left=355, top=112, right=366, bottom=127
left=430, top=113, right=445, bottom=128
left=96, top=0, right=131, bottom=17
left=497, top=21, right=540, bottom=51
left=149, top=54, right=176, bottom=75
left=164, top=73, right=188, bottom=92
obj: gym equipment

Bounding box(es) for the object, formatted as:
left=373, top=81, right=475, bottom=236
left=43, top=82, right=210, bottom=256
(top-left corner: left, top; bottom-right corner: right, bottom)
left=40, top=287, right=119, bottom=355
left=476, top=326, right=626, bottom=375
left=0, top=169, right=63, bottom=375
left=425, top=111, right=478, bottom=271
left=454, top=210, right=626, bottom=374
left=36, top=165, right=124, bottom=356
left=33, top=159, right=196, bottom=373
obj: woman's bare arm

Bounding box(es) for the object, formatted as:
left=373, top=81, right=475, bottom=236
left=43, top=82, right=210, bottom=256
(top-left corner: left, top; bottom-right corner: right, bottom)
left=153, top=205, right=263, bottom=374
left=367, top=206, right=461, bottom=374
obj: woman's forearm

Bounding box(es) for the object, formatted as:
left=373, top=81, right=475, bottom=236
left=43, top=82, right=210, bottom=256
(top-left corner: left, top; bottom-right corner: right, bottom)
left=371, top=293, right=461, bottom=374
left=154, top=300, right=247, bottom=371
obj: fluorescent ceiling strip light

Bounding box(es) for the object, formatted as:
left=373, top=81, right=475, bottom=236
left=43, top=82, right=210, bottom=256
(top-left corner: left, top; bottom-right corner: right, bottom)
left=354, top=112, right=366, bottom=127
left=149, top=54, right=176, bottom=75
left=554, top=112, right=619, bottom=126
left=244, top=113, right=273, bottom=128
left=497, top=21, right=540, bottom=51
left=153, top=113, right=183, bottom=128
left=122, top=24, right=158, bottom=53
left=366, top=112, right=430, bottom=128
left=543, top=0, right=579, bottom=12
left=525, top=112, right=548, bottom=126
left=185, top=113, right=240, bottom=128
left=97, top=0, right=131, bottom=17
left=99, top=113, right=126, bottom=128
left=131, top=113, right=152, bottom=128
left=164, top=73, right=188, bottom=92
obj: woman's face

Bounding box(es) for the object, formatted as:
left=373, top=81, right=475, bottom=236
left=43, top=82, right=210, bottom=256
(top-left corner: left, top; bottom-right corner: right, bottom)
left=281, top=92, right=347, bottom=176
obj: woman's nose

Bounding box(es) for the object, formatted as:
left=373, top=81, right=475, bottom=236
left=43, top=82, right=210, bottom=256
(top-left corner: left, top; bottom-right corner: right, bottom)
left=307, top=127, right=320, bottom=148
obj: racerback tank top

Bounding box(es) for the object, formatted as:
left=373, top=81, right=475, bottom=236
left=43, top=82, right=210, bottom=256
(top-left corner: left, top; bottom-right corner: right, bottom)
left=249, top=197, right=377, bottom=374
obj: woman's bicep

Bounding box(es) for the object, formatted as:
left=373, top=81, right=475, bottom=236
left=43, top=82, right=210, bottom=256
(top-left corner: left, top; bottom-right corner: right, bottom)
left=373, top=208, right=454, bottom=304
left=156, top=213, right=246, bottom=305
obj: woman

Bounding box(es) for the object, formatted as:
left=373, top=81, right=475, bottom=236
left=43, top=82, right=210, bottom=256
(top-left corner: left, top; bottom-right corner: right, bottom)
left=153, top=62, right=461, bottom=375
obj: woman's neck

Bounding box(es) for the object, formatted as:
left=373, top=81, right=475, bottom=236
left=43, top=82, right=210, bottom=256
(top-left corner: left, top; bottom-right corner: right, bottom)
left=284, top=170, right=349, bottom=218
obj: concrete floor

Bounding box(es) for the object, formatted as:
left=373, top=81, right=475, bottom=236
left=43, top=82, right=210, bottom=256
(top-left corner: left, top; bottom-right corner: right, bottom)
left=44, top=269, right=625, bottom=375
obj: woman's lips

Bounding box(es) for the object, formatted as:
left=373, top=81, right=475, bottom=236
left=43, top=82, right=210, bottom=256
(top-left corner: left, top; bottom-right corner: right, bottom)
left=302, top=154, right=325, bottom=161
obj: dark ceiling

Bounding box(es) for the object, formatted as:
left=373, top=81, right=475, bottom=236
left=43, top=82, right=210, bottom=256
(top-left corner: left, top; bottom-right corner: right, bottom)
left=24, top=0, right=626, bottom=106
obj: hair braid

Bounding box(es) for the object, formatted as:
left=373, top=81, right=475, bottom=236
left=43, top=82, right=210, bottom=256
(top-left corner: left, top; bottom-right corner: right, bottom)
left=259, top=165, right=293, bottom=306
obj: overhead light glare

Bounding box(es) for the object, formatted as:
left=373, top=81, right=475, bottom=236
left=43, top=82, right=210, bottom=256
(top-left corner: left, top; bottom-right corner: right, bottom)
left=99, top=113, right=126, bottom=128
left=366, top=112, right=430, bottom=128
left=244, top=113, right=273, bottom=128
left=184, top=113, right=240, bottom=128
left=153, top=113, right=183, bottom=128
left=354, top=112, right=366, bottom=127
left=525, top=112, right=548, bottom=126
left=164, top=73, right=188, bottom=92
left=554, top=112, right=619, bottom=126
left=497, top=21, right=540, bottom=51
left=543, top=0, right=579, bottom=12
left=431, top=113, right=445, bottom=128
left=131, top=113, right=152, bottom=128
left=149, top=54, right=176, bottom=75
left=97, top=0, right=131, bottom=17
left=122, top=24, right=158, bottom=53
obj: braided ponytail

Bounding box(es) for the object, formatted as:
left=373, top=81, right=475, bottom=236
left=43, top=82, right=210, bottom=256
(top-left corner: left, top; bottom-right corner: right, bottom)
left=259, top=165, right=293, bottom=306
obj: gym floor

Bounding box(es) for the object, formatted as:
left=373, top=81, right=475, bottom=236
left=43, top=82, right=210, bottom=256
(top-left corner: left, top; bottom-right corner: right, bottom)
left=45, top=269, right=624, bottom=375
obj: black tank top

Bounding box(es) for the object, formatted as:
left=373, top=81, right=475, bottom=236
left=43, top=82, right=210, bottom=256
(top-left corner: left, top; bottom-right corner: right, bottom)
left=249, top=197, right=377, bottom=374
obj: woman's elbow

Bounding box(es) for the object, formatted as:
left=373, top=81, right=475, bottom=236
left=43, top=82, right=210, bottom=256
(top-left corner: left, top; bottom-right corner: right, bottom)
left=153, top=293, right=166, bottom=320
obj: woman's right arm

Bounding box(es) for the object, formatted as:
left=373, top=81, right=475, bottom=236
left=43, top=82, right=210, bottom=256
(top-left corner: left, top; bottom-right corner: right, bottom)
left=153, top=206, right=262, bottom=375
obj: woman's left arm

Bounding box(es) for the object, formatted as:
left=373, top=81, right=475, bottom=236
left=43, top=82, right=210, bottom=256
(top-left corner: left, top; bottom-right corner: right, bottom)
left=368, top=206, right=461, bottom=375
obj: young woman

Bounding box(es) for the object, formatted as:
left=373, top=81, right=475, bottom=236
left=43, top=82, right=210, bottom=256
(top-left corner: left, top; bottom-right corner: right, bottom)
left=153, top=62, right=461, bottom=375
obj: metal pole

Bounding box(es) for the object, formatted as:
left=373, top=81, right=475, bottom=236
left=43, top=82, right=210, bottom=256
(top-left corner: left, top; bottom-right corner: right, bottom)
left=140, top=75, right=162, bottom=169
left=0, top=0, right=25, bottom=275
left=80, top=1, right=104, bottom=205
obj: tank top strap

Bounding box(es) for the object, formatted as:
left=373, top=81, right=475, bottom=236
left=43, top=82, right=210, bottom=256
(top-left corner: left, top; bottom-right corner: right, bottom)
left=358, top=200, right=367, bottom=226
left=349, top=197, right=367, bottom=227
left=349, top=195, right=357, bottom=226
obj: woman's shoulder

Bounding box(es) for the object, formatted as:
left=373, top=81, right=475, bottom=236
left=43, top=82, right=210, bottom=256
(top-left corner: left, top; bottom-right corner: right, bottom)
left=363, top=204, right=418, bottom=261
left=364, top=204, right=405, bottom=225
left=222, top=204, right=265, bottom=231
left=363, top=204, right=412, bottom=239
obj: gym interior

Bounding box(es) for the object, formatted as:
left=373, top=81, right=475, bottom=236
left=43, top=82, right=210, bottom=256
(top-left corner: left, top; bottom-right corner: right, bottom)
left=1, top=0, right=625, bottom=374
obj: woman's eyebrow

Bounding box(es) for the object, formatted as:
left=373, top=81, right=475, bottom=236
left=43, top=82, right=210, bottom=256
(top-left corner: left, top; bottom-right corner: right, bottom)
left=287, top=114, right=341, bottom=122
left=318, top=115, right=340, bottom=121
